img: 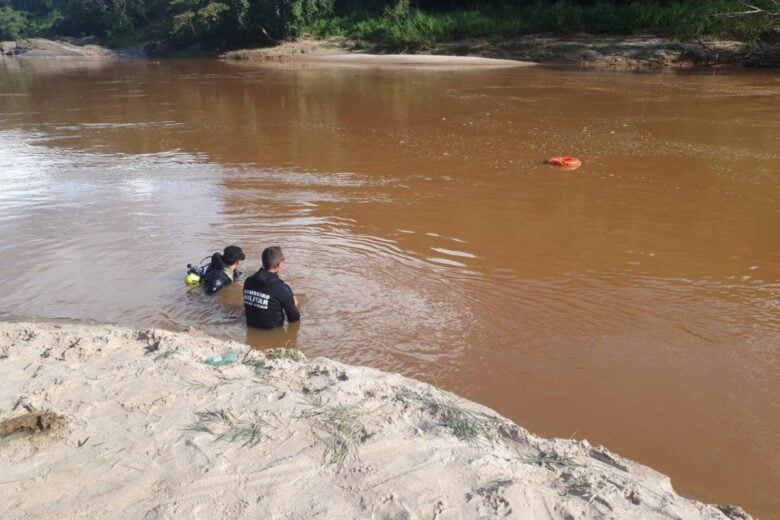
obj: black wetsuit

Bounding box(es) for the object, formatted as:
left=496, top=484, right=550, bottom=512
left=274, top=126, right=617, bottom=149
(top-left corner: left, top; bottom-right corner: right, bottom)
left=243, top=270, right=300, bottom=329
left=202, top=253, right=236, bottom=295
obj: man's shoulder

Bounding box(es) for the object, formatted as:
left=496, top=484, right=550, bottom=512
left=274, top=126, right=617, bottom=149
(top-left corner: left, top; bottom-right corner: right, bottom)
left=210, top=268, right=232, bottom=280
left=273, top=280, right=294, bottom=298
left=243, top=272, right=259, bottom=286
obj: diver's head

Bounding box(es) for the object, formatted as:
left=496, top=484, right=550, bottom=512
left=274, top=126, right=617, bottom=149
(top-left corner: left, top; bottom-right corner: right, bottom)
left=222, top=245, right=245, bottom=268
left=262, top=246, right=285, bottom=273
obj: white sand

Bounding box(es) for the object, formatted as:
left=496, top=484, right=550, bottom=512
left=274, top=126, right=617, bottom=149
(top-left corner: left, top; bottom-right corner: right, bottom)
left=292, top=54, right=532, bottom=67
left=2, top=38, right=117, bottom=59
left=221, top=39, right=535, bottom=68
left=0, top=322, right=749, bottom=519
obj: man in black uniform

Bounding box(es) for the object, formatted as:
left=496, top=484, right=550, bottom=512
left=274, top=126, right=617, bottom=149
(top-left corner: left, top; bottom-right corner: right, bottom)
left=243, top=246, right=300, bottom=329
left=202, top=245, right=245, bottom=295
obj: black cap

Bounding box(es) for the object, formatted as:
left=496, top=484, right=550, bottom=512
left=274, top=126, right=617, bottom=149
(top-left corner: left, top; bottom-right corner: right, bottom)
left=222, top=245, right=245, bottom=265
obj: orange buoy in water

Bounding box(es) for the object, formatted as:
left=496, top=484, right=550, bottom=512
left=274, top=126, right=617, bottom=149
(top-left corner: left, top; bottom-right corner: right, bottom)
left=547, top=156, right=582, bottom=171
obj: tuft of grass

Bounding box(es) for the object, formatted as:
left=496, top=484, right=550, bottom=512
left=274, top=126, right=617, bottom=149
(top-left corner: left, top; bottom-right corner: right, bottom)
left=433, top=401, right=497, bottom=441
left=395, top=389, right=498, bottom=442
left=215, top=417, right=271, bottom=448
left=241, top=346, right=270, bottom=372
left=523, top=450, right=579, bottom=471
left=184, top=409, right=272, bottom=447
left=183, top=374, right=236, bottom=392
left=184, top=409, right=231, bottom=434
left=154, top=349, right=178, bottom=361
left=184, top=380, right=218, bottom=391
left=302, top=396, right=369, bottom=471
left=266, top=347, right=304, bottom=361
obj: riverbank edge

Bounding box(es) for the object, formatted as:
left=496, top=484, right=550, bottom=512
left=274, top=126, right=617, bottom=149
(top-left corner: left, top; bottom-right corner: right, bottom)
left=3, top=35, right=779, bottom=69
left=0, top=37, right=141, bottom=59
left=222, top=36, right=780, bottom=69
left=0, top=320, right=753, bottom=518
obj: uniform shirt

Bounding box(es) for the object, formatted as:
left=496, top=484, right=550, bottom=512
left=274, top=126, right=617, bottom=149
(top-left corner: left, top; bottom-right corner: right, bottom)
left=243, top=270, right=300, bottom=329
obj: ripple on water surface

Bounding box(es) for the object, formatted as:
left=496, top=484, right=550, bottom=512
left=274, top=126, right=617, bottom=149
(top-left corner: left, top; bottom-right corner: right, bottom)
left=1, top=63, right=779, bottom=518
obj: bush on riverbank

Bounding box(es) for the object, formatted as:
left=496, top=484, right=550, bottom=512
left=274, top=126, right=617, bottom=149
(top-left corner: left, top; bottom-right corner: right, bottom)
left=305, top=1, right=780, bottom=51
left=0, top=6, right=61, bottom=40
left=0, top=0, right=336, bottom=47
left=1, top=1, right=778, bottom=50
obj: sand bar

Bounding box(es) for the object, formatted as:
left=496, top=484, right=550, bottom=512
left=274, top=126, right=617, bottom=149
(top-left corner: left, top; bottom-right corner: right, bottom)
left=292, top=53, right=533, bottom=67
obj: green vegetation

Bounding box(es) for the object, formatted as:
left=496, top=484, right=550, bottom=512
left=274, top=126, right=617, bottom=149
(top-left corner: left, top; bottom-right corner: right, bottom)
left=395, top=388, right=499, bottom=442
left=0, top=0, right=336, bottom=47
left=305, top=1, right=780, bottom=50
left=434, top=400, right=497, bottom=441
left=302, top=396, right=370, bottom=471
left=523, top=450, right=578, bottom=470
left=265, top=346, right=304, bottom=360
left=0, top=1, right=777, bottom=50
left=184, top=409, right=273, bottom=447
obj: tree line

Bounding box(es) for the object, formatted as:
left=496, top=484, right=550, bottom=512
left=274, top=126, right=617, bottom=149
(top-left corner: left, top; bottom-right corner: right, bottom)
left=1, top=1, right=778, bottom=50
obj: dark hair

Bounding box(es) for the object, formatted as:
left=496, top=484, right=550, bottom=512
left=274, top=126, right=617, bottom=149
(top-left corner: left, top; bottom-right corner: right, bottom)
left=262, top=246, right=284, bottom=270
left=222, top=245, right=245, bottom=265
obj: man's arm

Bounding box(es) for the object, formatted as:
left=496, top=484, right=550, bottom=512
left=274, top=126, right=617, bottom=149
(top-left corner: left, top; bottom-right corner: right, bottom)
left=281, top=284, right=300, bottom=323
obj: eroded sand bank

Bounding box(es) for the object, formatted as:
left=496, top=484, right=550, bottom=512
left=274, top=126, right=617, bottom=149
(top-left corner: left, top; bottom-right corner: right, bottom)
left=0, top=322, right=750, bottom=519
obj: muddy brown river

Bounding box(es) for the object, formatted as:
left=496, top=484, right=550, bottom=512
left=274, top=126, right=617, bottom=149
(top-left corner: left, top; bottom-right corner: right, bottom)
left=1, top=58, right=778, bottom=517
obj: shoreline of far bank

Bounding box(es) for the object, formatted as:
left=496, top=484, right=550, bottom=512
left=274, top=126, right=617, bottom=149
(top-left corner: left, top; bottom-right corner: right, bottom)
left=0, top=320, right=755, bottom=519
left=221, top=36, right=780, bottom=70
left=3, top=36, right=780, bottom=69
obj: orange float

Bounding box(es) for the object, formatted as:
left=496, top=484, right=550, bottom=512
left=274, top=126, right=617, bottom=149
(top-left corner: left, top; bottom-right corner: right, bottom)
left=547, top=156, right=582, bottom=171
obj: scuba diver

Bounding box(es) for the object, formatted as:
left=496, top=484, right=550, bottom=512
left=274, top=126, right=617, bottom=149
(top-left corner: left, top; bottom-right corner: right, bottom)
left=185, top=245, right=246, bottom=295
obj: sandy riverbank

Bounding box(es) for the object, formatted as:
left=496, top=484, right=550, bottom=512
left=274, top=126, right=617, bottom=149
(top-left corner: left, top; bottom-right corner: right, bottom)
left=262, top=52, right=532, bottom=68
left=0, top=321, right=752, bottom=519
left=0, top=38, right=118, bottom=59
left=4, top=36, right=778, bottom=68
left=222, top=39, right=533, bottom=68
left=222, top=36, right=780, bottom=69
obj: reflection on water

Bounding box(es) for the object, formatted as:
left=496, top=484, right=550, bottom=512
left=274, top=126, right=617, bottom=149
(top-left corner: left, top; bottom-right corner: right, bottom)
left=1, top=59, right=779, bottom=517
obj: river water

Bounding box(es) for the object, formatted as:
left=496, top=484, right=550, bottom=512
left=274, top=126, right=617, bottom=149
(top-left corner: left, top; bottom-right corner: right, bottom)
left=1, top=58, right=778, bottom=517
